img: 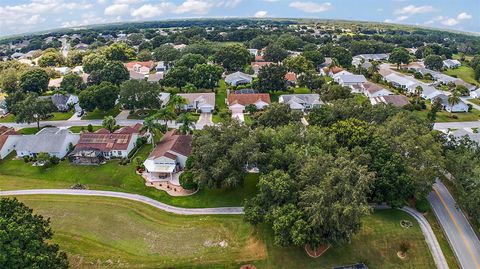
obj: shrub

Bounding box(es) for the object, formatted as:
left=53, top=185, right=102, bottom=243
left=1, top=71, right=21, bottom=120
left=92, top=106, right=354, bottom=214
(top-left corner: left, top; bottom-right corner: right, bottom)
left=49, top=155, right=60, bottom=165
left=179, top=171, right=197, bottom=190
left=399, top=241, right=411, bottom=254
left=70, top=183, right=87, bottom=189
left=415, top=197, right=430, bottom=213
left=87, top=124, right=93, bottom=132
left=23, top=156, right=30, bottom=163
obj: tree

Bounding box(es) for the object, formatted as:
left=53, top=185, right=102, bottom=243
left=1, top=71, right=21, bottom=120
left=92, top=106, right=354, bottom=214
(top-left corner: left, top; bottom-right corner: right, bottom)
left=427, top=98, right=443, bottom=122
left=283, top=55, right=314, bottom=74
left=119, top=80, right=161, bottom=111
left=38, top=51, right=64, bottom=67
left=14, top=93, right=56, bottom=130
left=97, top=61, right=129, bottom=85
left=170, top=94, right=188, bottom=114
left=389, top=47, right=411, bottom=69
left=254, top=103, right=302, bottom=128
left=192, top=64, right=223, bottom=89
left=60, top=73, right=85, bottom=93
left=264, top=43, right=289, bottom=62
left=176, top=53, right=207, bottom=69
left=0, top=197, right=69, bottom=269
left=330, top=46, right=352, bottom=68
left=79, top=82, right=119, bottom=112
left=455, top=85, right=469, bottom=96
left=137, top=50, right=152, bottom=61
left=161, top=66, right=190, bottom=89
left=152, top=44, right=180, bottom=62
left=141, top=116, right=165, bottom=147
left=277, top=34, right=304, bottom=51
left=253, top=64, right=287, bottom=92
left=298, top=72, right=324, bottom=92
left=249, top=35, right=273, bottom=49
left=156, top=108, right=177, bottom=129
left=103, top=42, right=135, bottom=62
left=20, top=69, right=49, bottom=94
left=82, top=53, right=107, bottom=73
left=178, top=113, right=196, bottom=134
left=214, top=44, right=251, bottom=71
left=301, top=50, right=325, bottom=69
left=447, top=91, right=461, bottom=117
left=321, top=84, right=353, bottom=101
left=102, top=116, right=117, bottom=133
left=189, top=120, right=259, bottom=189
left=424, top=54, right=444, bottom=71
left=414, top=85, right=423, bottom=104
left=66, top=50, right=85, bottom=66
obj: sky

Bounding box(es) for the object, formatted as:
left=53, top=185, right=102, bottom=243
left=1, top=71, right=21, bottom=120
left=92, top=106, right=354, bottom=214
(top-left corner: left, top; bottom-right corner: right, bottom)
left=0, top=0, right=479, bottom=36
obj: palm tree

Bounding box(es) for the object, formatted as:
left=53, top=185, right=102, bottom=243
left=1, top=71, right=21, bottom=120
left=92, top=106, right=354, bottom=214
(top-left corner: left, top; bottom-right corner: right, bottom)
left=178, top=113, right=195, bottom=134
left=102, top=116, right=117, bottom=133
left=368, top=61, right=380, bottom=76
left=414, top=85, right=423, bottom=105
left=156, top=108, right=177, bottom=129
left=140, top=116, right=166, bottom=147
left=447, top=91, right=461, bottom=118
left=328, top=58, right=340, bottom=69
left=170, top=95, right=188, bottom=114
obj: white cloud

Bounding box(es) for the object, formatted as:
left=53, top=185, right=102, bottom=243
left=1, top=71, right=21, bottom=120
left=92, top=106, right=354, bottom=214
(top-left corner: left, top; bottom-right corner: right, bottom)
left=395, top=5, right=434, bottom=15
left=131, top=0, right=213, bottom=19
left=131, top=3, right=170, bottom=18
left=105, top=4, right=130, bottom=16
left=217, top=0, right=242, bottom=7
left=442, top=18, right=459, bottom=26
left=254, top=10, right=268, bottom=18
left=396, top=15, right=408, bottom=21
left=176, top=0, right=213, bottom=14
left=289, top=1, right=332, bottom=13
left=457, top=12, right=472, bottom=20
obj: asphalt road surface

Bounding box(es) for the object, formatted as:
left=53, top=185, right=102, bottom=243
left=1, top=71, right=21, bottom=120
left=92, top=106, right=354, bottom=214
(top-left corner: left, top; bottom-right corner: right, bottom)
left=428, top=179, right=480, bottom=269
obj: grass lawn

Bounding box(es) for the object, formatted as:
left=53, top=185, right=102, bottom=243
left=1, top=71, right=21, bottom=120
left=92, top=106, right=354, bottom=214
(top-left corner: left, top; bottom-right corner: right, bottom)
left=17, top=195, right=264, bottom=269
left=424, top=211, right=460, bottom=269
left=49, top=111, right=74, bottom=121
left=413, top=105, right=480, bottom=122
left=0, top=147, right=260, bottom=208
left=68, top=126, right=103, bottom=133
left=0, top=114, right=15, bottom=123
left=127, top=109, right=158, bottom=120
left=215, top=80, right=227, bottom=110
left=444, top=66, right=479, bottom=86
left=82, top=105, right=121, bottom=120
left=9, top=196, right=438, bottom=269
left=18, top=127, right=42, bottom=135
left=467, top=98, right=480, bottom=106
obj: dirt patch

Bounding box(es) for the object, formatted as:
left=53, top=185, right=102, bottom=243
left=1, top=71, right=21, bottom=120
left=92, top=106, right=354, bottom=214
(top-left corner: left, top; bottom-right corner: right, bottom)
left=305, top=244, right=330, bottom=258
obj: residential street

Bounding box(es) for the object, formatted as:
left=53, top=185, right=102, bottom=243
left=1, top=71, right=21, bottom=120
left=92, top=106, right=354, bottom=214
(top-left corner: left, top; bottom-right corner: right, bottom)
left=428, top=179, right=480, bottom=269
left=434, top=121, right=480, bottom=131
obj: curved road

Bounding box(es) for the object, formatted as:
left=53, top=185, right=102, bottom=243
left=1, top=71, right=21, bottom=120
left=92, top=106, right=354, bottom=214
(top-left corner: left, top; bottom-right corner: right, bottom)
left=0, top=188, right=449, bottom=268
left=0, top=189, right=243, bottom=215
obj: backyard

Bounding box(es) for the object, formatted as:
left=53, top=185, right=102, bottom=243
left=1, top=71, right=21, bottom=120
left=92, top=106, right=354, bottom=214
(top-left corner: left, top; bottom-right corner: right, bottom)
left=413, top=104, right=480, bottom=122
left=12, top=195, right=438, bottom=269
left=443, top=66, right=479, bottom=86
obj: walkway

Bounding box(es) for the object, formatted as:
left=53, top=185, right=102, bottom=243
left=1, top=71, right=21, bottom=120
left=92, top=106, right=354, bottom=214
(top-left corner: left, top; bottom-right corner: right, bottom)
left=115, top=110, right=131, bottom=120
left=428, top=180, right=480, bottom=269
left=0, top=189, right=243, bottom=215
left=0, top=188, right=450, bottom=268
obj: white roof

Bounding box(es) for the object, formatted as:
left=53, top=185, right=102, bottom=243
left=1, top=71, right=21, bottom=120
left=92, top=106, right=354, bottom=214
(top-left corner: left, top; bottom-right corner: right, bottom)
left=385, top=73, right=416, bottom=87
left=337, top=74, right=367, bottom=84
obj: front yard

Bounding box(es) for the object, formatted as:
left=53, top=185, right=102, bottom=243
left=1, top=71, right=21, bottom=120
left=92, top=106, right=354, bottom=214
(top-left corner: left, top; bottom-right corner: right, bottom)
left=81, top=105, right=121, bottom=120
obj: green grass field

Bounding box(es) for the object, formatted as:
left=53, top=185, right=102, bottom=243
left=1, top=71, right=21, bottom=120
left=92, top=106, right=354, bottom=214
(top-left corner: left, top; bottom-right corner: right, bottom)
left=49, top=111, right=74, bottom=121
left=82, top=105, right=121, bottom=120
left=18, top=127, right=42, bottom=134
left=413, top=105, right=480, bottom=122
left=467, top=98, right=480, bottom=106
left=12, top=195, right=437, bottom=269
left=0, top=146, right=259, bottom=208
left=0, top=114, right=15, bottom=123
left=68, top=126, right=104, bottom=133
left=444, top=66, right=479, bottom=86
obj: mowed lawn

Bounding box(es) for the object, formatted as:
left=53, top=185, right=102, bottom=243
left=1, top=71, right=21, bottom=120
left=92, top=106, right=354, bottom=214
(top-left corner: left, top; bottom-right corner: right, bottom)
left=12, top=195, right=437, bottom=269
left=443, top=66, right=479, bottom=86
left=0, top=147, right=259, bottom=208
left=17, top=195, right=265, bottom=269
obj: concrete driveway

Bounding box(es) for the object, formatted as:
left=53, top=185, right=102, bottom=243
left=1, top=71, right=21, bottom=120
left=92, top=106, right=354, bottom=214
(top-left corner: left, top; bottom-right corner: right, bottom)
left=196, top=113, right=213, bottom=129
left=428, top=179, right=480, bottom=269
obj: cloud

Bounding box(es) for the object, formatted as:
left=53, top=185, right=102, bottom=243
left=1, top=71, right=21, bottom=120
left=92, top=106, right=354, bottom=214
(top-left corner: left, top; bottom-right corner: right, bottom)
left=396, top=15, right=408, bottom=21
left=254, top=10, right=268, bottom=18
left=457, top=12, right=472, bottom=20
left=395, top=5, right=434, bottom=15
left=105, top=4, right=130, bottom=16
left=289, top=1, right=332, bottom=13
left=176, top=0, right=213, bottom=14
left=131, top=3, right=171, bottom=18
left=217, top=0, right=242, bottom=7
left=442, top=18, right=459, bottom=26
left=130, top=0, right=215, bottom=19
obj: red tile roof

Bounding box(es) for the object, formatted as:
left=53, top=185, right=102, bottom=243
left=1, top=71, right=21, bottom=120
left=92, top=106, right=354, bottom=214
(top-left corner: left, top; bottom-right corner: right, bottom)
left=227, top=93, right=271, bottom=106
left=0, top=126, right=18, bottom=151
left=125, top=61, right=155, bottom=70
left=251, top=62, right=273, bottom=68
left=285, top=72, right=297, bottom=82
left=255, top=55, right=264, bottom=62
left=148, top=130, right=192, bottom=159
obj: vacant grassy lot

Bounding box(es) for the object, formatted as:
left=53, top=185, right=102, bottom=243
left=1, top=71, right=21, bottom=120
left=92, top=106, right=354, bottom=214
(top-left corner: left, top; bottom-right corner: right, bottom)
left=444, top=66, right=479, bottom=86
left=17, top=195, right=265, bottom=269
left=0, top=147, right=259, bottom=208
left=12, top=195, right=437, bottom=269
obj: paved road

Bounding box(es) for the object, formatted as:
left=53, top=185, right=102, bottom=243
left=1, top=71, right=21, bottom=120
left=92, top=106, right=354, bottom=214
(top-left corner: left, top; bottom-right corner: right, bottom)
left=0, top=188, right=450, bottom=268
left=428, top=180, right=480, bottom=269
left=434, top=121, right=480, bottom=131
left=462, top=98, right=480, bottom=111
left=1, top=119, right=185, bottom=130
left=0, top=189, right=243, bottom=215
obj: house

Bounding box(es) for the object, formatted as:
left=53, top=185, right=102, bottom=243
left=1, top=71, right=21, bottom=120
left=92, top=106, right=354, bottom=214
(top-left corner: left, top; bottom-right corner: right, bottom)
left=434, top=95, right=469, bottom=113
left=72, top=66, right=84, bottom=74
left=279, top=94, right=323, bottom=111
left=177, top=93, right=215, bottom=113
left=155, top=61, right=170, bottom=73
left=318, top=57, right=332, bottom=69
left=0, top=98, right=8, bottom=116
left=450, top=129, right=480, bottom=144
left=255, top=55, right=265, bottom=62
left=159, top=92, right=171, bottom=107
left=173, top=44, right=187, bottom=50
left=129, top=70, right=146, bottom=80
left=320, top=66, right=345, bottom=77
left=51, top=93, right=79, bottom=112
left=335, top=74, right=367, bottom=87
left=453, top=79, right=477, bottom=92
left=443, top=59, right=461, bottom=69
left=285, top=72, right=298, bottom=86
left=16, top=128, right=80, bottom=158
left=470, top=89, right=480, bottom=99
left=355, top=53, right=389, bottom=61
left=125, top=61, right=154, bottom=75
left=227, top=93, right=271, bottom=112
left=247, top=49, right=258, bottom=56
left=69, top=124, right=142, bottom=164
left=74, top=43, right=89, bottom=51
left=415, top=84, right=445, bottom=100
left=384, top=73, right=416, bottom=89
left=360, top=82, right=393, bottom=98
left=0, top=126, right=19, bottom=159
left=143, top=130, right=192, bottom=187
left=370, top=95, right=410, bottom=107
left=251, top=61, right=273, bottom=75
left=225, top=71, right=253, bottom=86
